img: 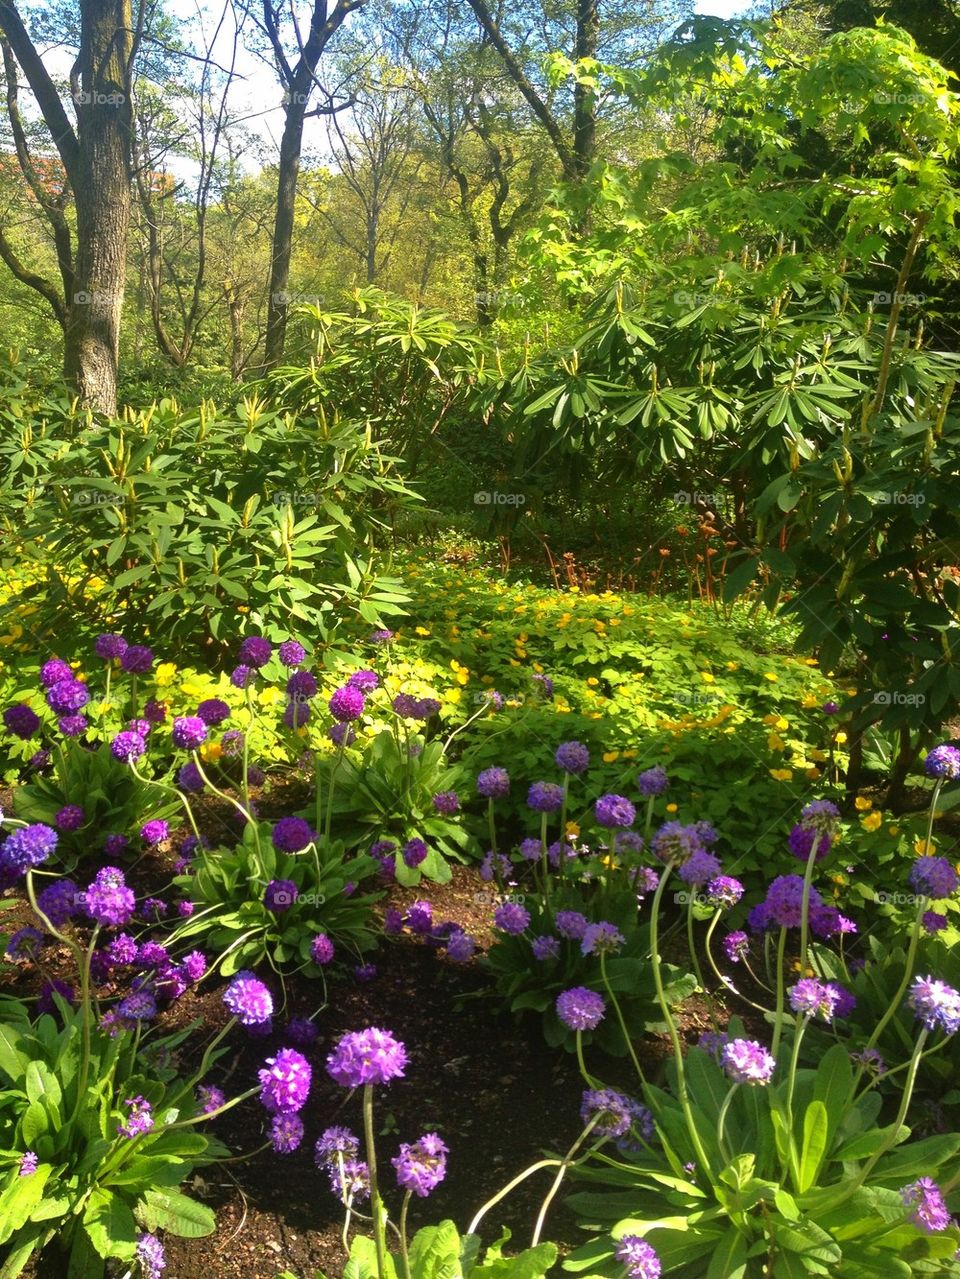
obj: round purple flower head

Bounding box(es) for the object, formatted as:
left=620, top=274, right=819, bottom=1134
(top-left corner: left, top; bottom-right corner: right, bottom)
left=18, top=1151, right=38, bottom=1177
left=311, top=934, right=335, bottom=965
left=636, top=766, right=669, bottom=797
left=119, top=1096, right=154, bottom=1139
left=402, top=838, right=428, bottom=869
left=532, top=935, right=560, bottom=961
left=556, top=986, right=605, bottom=1031
left=370, top=628, right=394, bottom=644
left=140, top=820, right=168, bottom=846
left=707, top=876, right=743, bottom=908
left=581, top=922, right=626, bottom=955
left=721, top=1038, right=775, bottom=1086
left=822, top=700, right=840, bottom=714
left=901, top=1178, right=952, bottom=1233
left=432, top=790, right=460, bottom=816
left=348, top=669, right=380, bottom=693
left=265, top=879, right=298, bottom=912
left=118, top=991, right=158, bottom=1022
left=763, top=875, right=823, bottom=929
left=908, top=976, right=960, bottom=1036
left=595, top=794, right=636, bottom=829
left=326, top=1027, right=408, bottom=1088
left=223, top=971, right=274, bottom=1025
left=55, top=804, right=84, bottom=832
left=406, top=900, right=433, bottom=935
left=272, top=816, right=313, bottom=853
left=910, top=857, right=959, bottom=900
left=392, top=1133, right=448, bottom=1197
left=925, top=744, right=960, bottom=780
left=581, top=1089, right=655, bottom=1142
left=678, top=850, right=722, bottom=886
left=614, top=1236, right=661, bottom=1279
left=285, top=1017, right=319, bottom=1047
left=46, top=680, right=89, bottom=715
left=40, top=658, right=73, bottom=688
left=494, top=902, right=530, bottom=935
left=724, top=930, right=749, bottom=962
left=790, top=978, right=842, bottom=1022
left=477, top=767, right=510, bottom=799
left=196, top=698, right=231, bottom=726
left=111, top=730, right=146, bottom=763
left=177, top=760, right=205, bottom=793
left=788, top=824, right=834, bottom=862
left=136, top=1232, right=166, bottom=1279
left=3, top=704, right=40, bottom=739
left=144, top=699, right=167, bottom=724
left=271, top=1112, right=305, bottom=1154
left=230, top=664, right=256, bottom=689
left=0, top=824, right=58, bottom=876
left=284, top=701, right=311, bottom=728
left=330, top=685, right=365, bottom=722
left=315, top=1126, right=360, bottom=1165
left=58, top=714, right=88, bottom=737
left=172, top=716, right=207, bottom=751
left=556, top=910, right=589, bottom=940
left=95, top=633, right=128, bottom=660
left=198, top=1085, right=226, bottom=1116
left=287, top=670, right=318, bottom=700
left=651, top=821, right=703, bottom=864
left=527, top=781, right=564, bottom=812
left=923, top=911, right=949, bottom=934
left=279, top=640, right=307, bottom=668
left=37, top=878, right=80, bottom=926
left=555, top=741, right=590, bottom=775
left=258, top=1047, right=312, bottom=1113
left=238, top=636, right=273, bottom=668
left=446, top=930, right=476, bottom=962
left=121, top=645, right=153, bottom=674
left=6, top=927, right=44, bottom=961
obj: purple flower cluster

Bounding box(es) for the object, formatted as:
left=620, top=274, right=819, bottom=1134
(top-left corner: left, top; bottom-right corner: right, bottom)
left=83, top=867, right=135, bottom=926
left=595, top=794, right=636, bottom=829
left=0, top=823, right=58, bottom=876
left=118, top=1096, right=154, bottom=1139
left=556, top=986, right=605, bottom=1031
left=3, top=704, right=40, bottom=739
left=528, top=781, right=565, bottom=813
left=121, top=645, right=154, bottom=674
left=721, top=1038, right=776, bottom=1086
left=326, top=1027, right=408, bottom=1087
left=392, top=693, right=441, bottom=719
left=723, top=931, right=749, bottom=962
left=477, top=767, right=510, bottom=799
left=910, top=857, right=959, bottom=900
left=136, top=1233, right=167, bottom=1279
left=908, top=976, right=960, bottom=1036
left=789, top=978, right=855, bottom=1022
left=272, top=817, right=313, bottom=853
left=581, top=922, right=625, bottom=955
left=223, top=971, right=274, bottom=1025
left=258, top=1048, right=312, bottom=1113
left=330, top=685, right=365, bottom=722
left=614, top=1236, right=661, bottom=1279
left=432, top=790, right=461, bottom=816
left=111, top=730, right=146, bottom=763
left=925, top=744, right=960, bottom=780
left=555, top=740, right=590, bottom=775
left=901, top=1178, right=953, bottom=1233
left=172, top=715, right=207, bottom=750
left=581, top=1089, right=654, bottom=1141
left=494, top=902, right=530, bottom=934
left=279, top=640, right=307, bottom=668
left=707, top=876, right=743, bottom=908
left=650, top=821, right=703, bottom=865
left=392, top=1133, right=449, bottom=1197
left=238, top=636, right=272, bottom=668
left=636, top=766, right=669, bottom=797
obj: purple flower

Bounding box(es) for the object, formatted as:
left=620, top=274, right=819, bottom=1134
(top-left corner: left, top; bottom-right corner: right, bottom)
left=177, top=760, right=205, bottom=793
left=707, top=876, right=743, bottom=907
left=532, top=935, right=560, bottom=961
left=40, top=658, right=73, bottom=688
left=477, top=767, right=510, bottom=798
left=723, top=930, right=749, bottom=962
left=258, top=1047, right=311, bottom=1114
left=272, top=817, right=313, bottom=853
left=111, top=730, right=146, bottom=763
left=315, top=1126, right=360, bottom=1165
left=0, top=824, right=58, bottom=876
left=446, top=930, right=476, bottom=962
left=171, top=716, right=207, bottom=751
left=494, top=902, right=530, bottom=934
left=326, top=1027, right=408, bottom=1087
left=121, top=645, right=154, bottom=674
left=555, top=741, right=590, bottom=775
left=28, top=750, right=50, bottom=770
left=103, top=833, right=130, bottom=857
left=230, top=664, right=256, bottom=689
left=479, top=850, right=512, bottom=882
left=58, top=714, right=88, bottom=737
left=901, top=1178, right=952, bottom=1233
left=519, top=837, right=543, bottom=862
left=330, top=685, right=365, bottom=722
left=910, top=857, right=959, bottom=900
left=196, top=698, right=230, bottom=727
left=581, top=922, right=626, bottom=955
left=238, top=636, right=272, bottom=668
left=38, top=979, right=75, bottom=1015
left=285, top=1017, right=319, bottom=1047
left=614, top=1236, right=661, bottom=1279
left=799, top=799, right=841, bottom=834
left=763, top=874, right=823, bottom=929
left=556, top=910, right=589, bottom=940
left=329, top=1158, right=370, bottom=1203
left=311, top=934, right=335, bottom=965
left=119, top=1095, right=154, bottom=1139
left=265, top=879, right=298, bottom=912
left=328, top=722, right=356, bottom=747
left=406, top=900, right=433, bottom=935
left=581, top=1088, right=654, bottom=1141
left=595, top=794, right=636, bottom=829
left=46, top=679, right=89, bottom=715
left=651, top=821, right=703, bottom=864
left=53, top=804, right=84, bottom=832
left=533, top=673, right=554, bottom=698
left=908, top=976, right=960, bottom=1035
left=6, top=927, right=44, bottom=961
left=630, top=866, right=660, bottom=897
left=37, top=878, right=80, bottom=926
left=198, top=1085, right=226, bottom=1115
left=923, top=911, right=949, bottom=934
left=3, top=704, right=40, bottom=739
left=402, top=838, right=428, bottom=868
left=925, top=745, right=960, bottom=780
left=354, top=963, right=377, bottom=982
left=851, top=1047, right=886, bottom=1075
left=432, top=790, right=461, bottom=816
left=144, top=699, right=167, bottom=723
left=95, top=633, right=128, bottom=660
left=279, top=640, right=307, bottom=668
left=284, top=701, right=311, bottom=728
left=223, top=971, right=274, bottom=1025
left=348, top=669, right=380, bottom=693
left=528, top=781, right=565, bottom=812
left=287, top=670, right=318, bottom=701
left=118, top=991, right=157, bottom=1021
left=392, top=1133, right=448, bottom=1197
left=140, top=820, right=168, bottom=846
left=18, top=1151, right=38, bottom=1177
left=384, top=907, right=405, bottom=935
left=678, top=850, right=722, bottom=886
left=556, top=986, right=605, bottom=1031
left=136, top=1233, right=166, bottom=1279
left=180, top=951, right=206, bottom=983
left=140, top=897, right=167, bottom=921
left=270, top=1112, right=304, bottom=1154
left=721, top=1038, right=775, bottom=1085
left=788, top=824, right=834, bottom=863
left=822, top=700, right=839, bottom=714
left=790, top=978, right=841, bottom=1021
left=698, top=1031, right=730, bottom=1061
left=636, top=767, right=669, bottom=797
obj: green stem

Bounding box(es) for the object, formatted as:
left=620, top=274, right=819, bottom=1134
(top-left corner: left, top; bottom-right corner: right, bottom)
left=771, top=929, right=788, bottom=1058
left=530, top=1120, right=603, bottom=1246
left=599, top=950, right=645, bottom=1086
left=853, top=896, right=926, bottom=1094
left=487, top=797, right=497, bottom=860
left=717, top=1084, right=738, bottom=1166
left=362, top=1083, right=388, bottom=1279
left=324, top=741, right=346, bottom=844
left=575, top=1030, right=603, bottom=1088
left=797, top=832, right=822, bottom=985
left=467, top=1159, right=565, bottom=1236
left=703, top=914, right=772, bottom=1016
left=399, top=1190, right=412, bottom=1279
left=539, top=812, right=551, bottom=911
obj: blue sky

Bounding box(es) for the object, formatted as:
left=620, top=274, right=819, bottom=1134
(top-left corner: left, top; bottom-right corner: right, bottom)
left=694, top=0, right=756, bottom=15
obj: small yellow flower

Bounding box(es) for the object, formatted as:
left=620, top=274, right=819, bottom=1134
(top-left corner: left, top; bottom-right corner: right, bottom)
left=700, top=671, right=716, bottom=684
left=199, top=741, right=223, bottom=763
left=666, top=802, right=679, bottom=814
left=915, top=836, right=937, bottom=855
left=769, top=768, right=793, bottom=781
left=725, top=661, right=738, bottom=671
left=154, top=662, right=178, bottom=688
left=764, top=672, right=778, bottom=682
left=860, top=811, right=882, bottom=832
left=888, top=825, right=900, bottom=836
left=806, top=767, right=821, bottom=780
left=587, top=677, right=599, bottom=687
left=834, top=731, right=848, bottom=745
left=602, top=750, right=620, bottom=763
left=767, top=732, right=786, bottom=751
left=854, top=796, right=872, bottom=811
left=565, top=821, right=580, bottom=838
left=809, top=748, right=827, bottom=762
left=414, top=626, right=431, bottom=636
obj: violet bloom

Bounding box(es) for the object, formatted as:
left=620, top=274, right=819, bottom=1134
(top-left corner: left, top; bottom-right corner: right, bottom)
left=172, top=716, right=207, bottom=751
left=272, top=817, right=314, bottom=853
left=315, top=1126, right=360, bottom=1165
left=519, top=837, right=542, bottom=862
left=279, top=640, right=307, bottom=668
left=178, top=760, right=205, bottom=793
left=392, top=1133, right=448, bottom=1197
left=196, top=698, right=231, bottom=726
left=532, top=935, right=560, bottom=961
left=118, top=991, right=157, bottom=1022
left=330, top=685, right=365, bottom=722
left=326, top=1027, right=408, bottom=1087
left=3, top=704, right=40, bottom=739
left=329, top=1159, right=370, bottom=1203
left=432, top=790, right=461, bottom=816
left=5, top=927, right=44, bottom=961
left=477, top=767, right=510, bottom=799
left=121, top=645, right=154, bottom=674
left=763, top=875, right=823, bottom=929
left=614, top=1236, right=661, bottom=1279
left=723, top=931, right=749, bottom=963
left=581, top=1089, right=654, bottom=1141
left=354, top=963, right=377, bottom=983
left=924, top=744, right=960, bottom=780
left=383, top=907, right=405, bottom=935
left=787, top=824, right=834, bottom=863
left=238, top=636, right=272, bottom=668
left=95, top=633, right=128, bottom=660
left=555, top=741, right=590, bottom=775
left=581, top=922, right=625, bottom=955
left=595, top=794, right=637, bottom=829
left=446, top=930, right=476, bottom=962
left=328, top=722, right=356, bottom=746
left=83, top=867, right=135, bottom=927
left=287, top=671, right=318, bottom=700
left=910, top=857, right=959, bottom=900
left=697, top=1031, right=729, bottom=1061
left=636, top=766, right=669, bottom=797
left=39, top=657, right=73, bottom=688
left=556, top=987, right=605, bottom=1031
left=284, top=702, right=311, bottom=728
left=721, top=1039, right=776, bottom=1086
left=58, top=714, right=88, bottom=737
left=140, top=820, right=168, bottom=846
left=311, top=934, right=335, bottom=965
left=38, top=979, right=75, bottom=1015
left=18, top=1151, right=38, bottom=1177
left=923, top=911, right=949, bottom=934
left=0, top=823, right=58, bottom=876
left=789, top=978, right=842, bottom=1022
left=494, top=902, right=530, bottom=934
left=223, top=971, right=274, bottom=1025
left=37, top=878, right=80, bottom=926
left=230, top=664, right=256, bottom=689
left=46, top=679, right=89, bottom=716
left=528, top=781, right=565, bottom=813
left=180, top=951, right=206, bottom=983
left=198, top=1085, right=226, bottom=1115
left=821, top=700, right=839, bottom=714
left=54, top=804, right=84, bottom=832
left=264, top=879, right=298, bottom=912
left=402, top=838, right=428, bottom=868
left=479, top=850, right=512, bottom=882
left=678, top=850, right=721, bottom=886
left=111, top=730, right=146, bottom=763
left=406, top=901, right=433, bottom=935
left=348, top=669, right=380, bottom=693
left=901, top=1178, right=952, bottom=1233
left=258, top=1047, right=312, bottom=1114
left=707, top=876, right=743, bottom=908
left=136, top=1233, right=166, bottom=1279
left=651, top=822, right=703, bottom=864
left=103, top=833, right=129, bottom=857
left=144, top=699, right=167, bottom=724
left=908, top=976, right=960, bottom=1035
left=285, top=1017, right=319, bottom=1047
left=271, top=1113, right=304, bottom=1154
left=555, top=910, right=589, bottom=940
left=118, top=1096, right=154, bottom=1139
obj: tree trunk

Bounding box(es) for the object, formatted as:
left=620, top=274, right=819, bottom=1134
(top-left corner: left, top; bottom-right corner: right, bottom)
left=573, top=0, right=599, bottom=178
left=264, top=91, right=308, bottom=368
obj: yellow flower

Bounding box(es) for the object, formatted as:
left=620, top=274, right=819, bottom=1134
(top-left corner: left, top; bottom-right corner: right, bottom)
left=666, top=802, right=679, bottom=814
left=809, top=748, right=827, bottom=762
left=767, top=732, right=786, bottom=751
left=601, top=855, right=619, bottom=870
left=414, top=626, right=431, bottom=636
left=587, top=677, right=599, bottom=687
left=801, top=694, right=819, bottom=708
left=860, top=811, right=882, bottom=832
left=565, top=821, right=580, bottom=838
left=154, top=662, right=178, bottom=688
left=199, top=741, right=223, bottom=763
left=725, top=661, right=738, bottom=671
left=700, top=671, right=716, bottom=684
left=259, top=687, right=283, bottom=709
left=834, top=731, right=848, bottom=745
left=764, top=672, right=778, bottom=682
left=915, top=836, right=937, bottom=855
left=602, top=750, right=620, bottom=763
left=888, top=825, right=900, bottom=836
left=769, top=768, right=793, bottom=781
left=806, top=767, right=821, bottom=780
left=854, top=796, right=872, bottom=811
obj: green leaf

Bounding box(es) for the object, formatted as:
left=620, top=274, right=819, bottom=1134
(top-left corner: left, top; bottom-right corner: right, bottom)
left=82, top=1188, right=137, bottom=1259
left=139, top=1189, right=217, bottom=1238
left=798, top=1101, right=828, bottom=1193
left=706, top=1228, right=748, bottom=1279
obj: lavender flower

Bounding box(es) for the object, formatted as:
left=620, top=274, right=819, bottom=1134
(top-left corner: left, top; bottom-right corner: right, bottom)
left=348, top=669, right=380, bottom=693
left=119, top=1096, right=154, bottom=1139
left=393, top=1134, right=449, bottom=1198
left=58, top=714, right=88, bottom=737
left=287, top=670, right=318, bottom=700
left=581, top=922, right=625, bottom=955
left=136, top=1233, right=166, bottom=1279
left=238, top=636, right=272, bottom=668
left=279, top=640, right=306, bottom=668
left=37, top=878, right=80, bottom=926
left=581, top=1089, right=654, bottom=1141
left=198, top=1085, right=226, bottom=1115
left=264, top=879, right=298, bottom=912
left=326, top=1027, right=408, bottom=1087
left=556, top=987, right=605, bottom=1031
left=432, top=790, right=461, bottom=815
left=5, top=927, right=44, bottom=961
left=46, top=679, right=89, bottom=715
left=555, top=910, right=589, bottom=940
left=614, top=1236, right=661, bottom=1279
left=315, top=1126, right=360, bottom=1164
left=3, top=704, right=40, bottom=739
left=910, top=857, right=959, bottom=900
left=406, top=900, right=433, bottom=935
left=723, top=931, right=749, bottom=962
left=118, top=991, right=158, bottom=1021
left=104, top=833, right=130, bottom=857
left=763, top=874, right=823, bottom=929
left=677, top=850, right=722, bottom=885
left=285, top=1017, right=319, bottom=1047
left=223, top=971, right=274, bottom=1025
left=707, top=876, right=743, bottom=908
left=493, top=901, right=529, bottom=934
left=721, top=1039, right=776, bottom=1085
left=908, top=976, right=960, bottom=1035
left=924, top=745, right=960, bottom=780
left=402, top=838, right=428, bottom=869
left=140, top=820, right=168, bottom=846
left=851, top=1047, right=886, bottom=1076
left=354, top=963, right=377, bottom=982
left=270, top=1112, right=304, bottom=1153
left=532, top=935, right=560, bottom=961
left=329, top=1158, right=370, bottom=1203
left=83, top=867, right=135, bottom=927
left=479, top=850, right=512, bottom=882
left=311, top=934, right=335, bottom=965
left=330, top=685, right=365, bottom=722
left=258, top=1048, right=312, bottom=1113
left=18, top=1151, right=38, bottom=1176
left=901, top=1178, right=953, bottom=1233
left=144, top=699, right=167, bottom=723
left=121, top=645, right=154, bottom=674
left=284, top=701, right=312, bottom=728
left=230, top=664, right=256, bottom=689
left=39, top=658, right=72, bottom=687
left=651, top=821, right=703, bottom=864
left=177, top=760, right=205, bottom=793
left=528, top=781, right=565, bottom=812
left=923, top=911, right=949, bottom=934
left=272, top=817, right=313, bottom=853
left=477, top=767, right=510, bottom=798
left=595, top=794, right=636, bottom=828
left=172, top=715, right=207, bottom=751
left=555, top=741, right=590, bottom=775
left=446, top=930, right=476, bottom=962
left=697, top=1031, right=729, bottom=1061
left=111, top=730, right=146, bottom=763
left=789, top=978, right=842, bottom=1021
left=0, top=824, right=58, bottom=878
left=196, top=698, right=231, bottom=726
left=636, top=767, right=669, bottom=797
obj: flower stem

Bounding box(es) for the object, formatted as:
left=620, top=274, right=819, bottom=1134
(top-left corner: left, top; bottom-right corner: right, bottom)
left=398, top=1190, right=412, bottom=1279
left=771, top=928, right=788, bottom=1058
left=362, top=1083, right=388, bottom=1279
left=530, top=1120, right=602, bottom=1247
left=599, top=950, right=645, bottom=1086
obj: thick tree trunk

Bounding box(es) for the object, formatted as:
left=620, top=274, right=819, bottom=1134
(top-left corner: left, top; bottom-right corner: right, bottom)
left=264, top=92, right=308, bottom=368
left=573, top=0, right=599, bottom=178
